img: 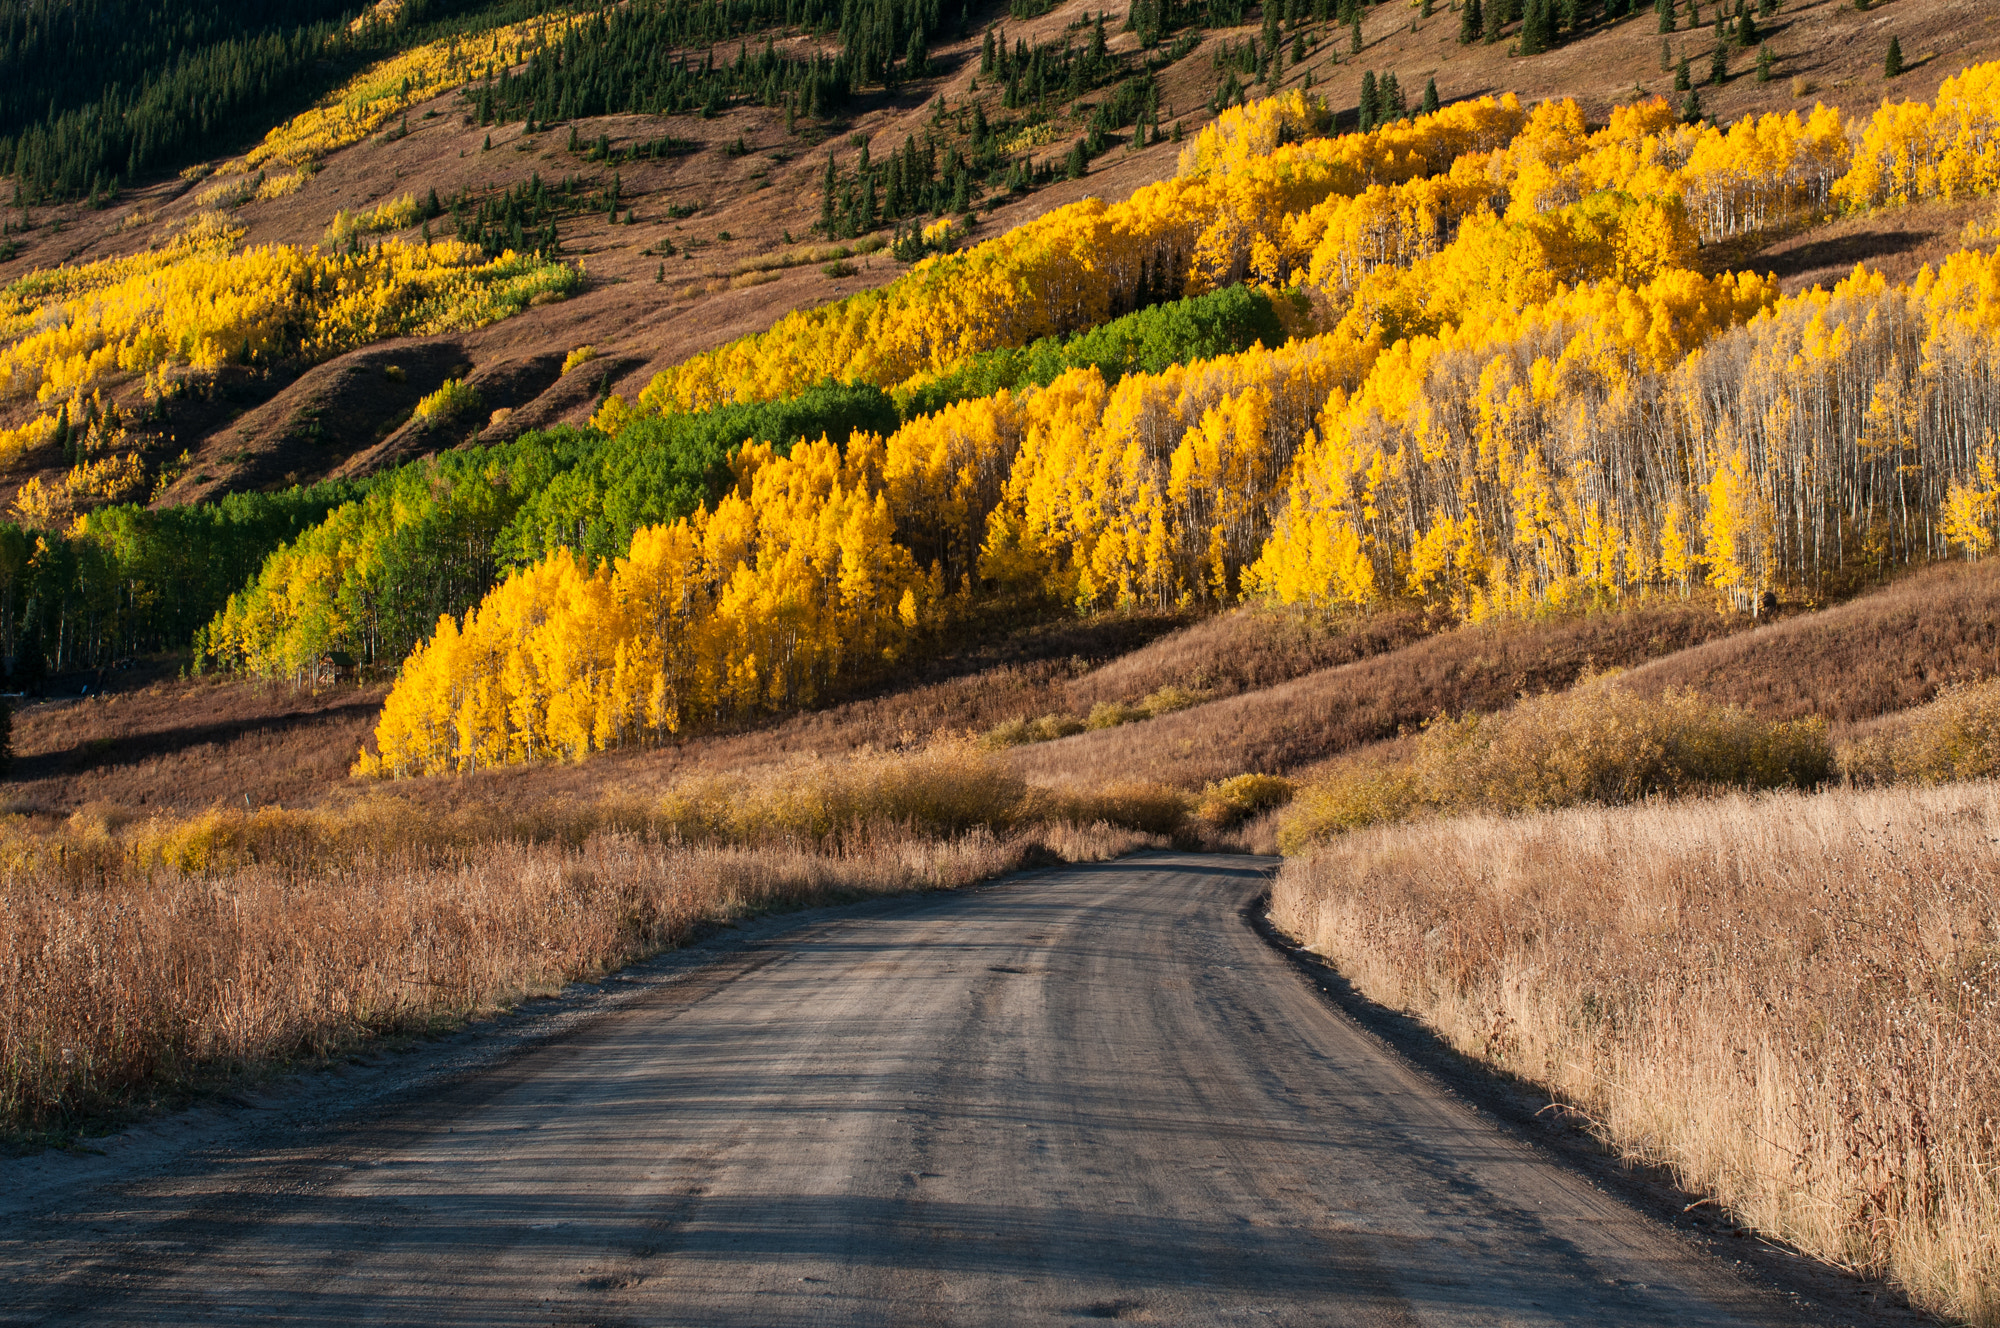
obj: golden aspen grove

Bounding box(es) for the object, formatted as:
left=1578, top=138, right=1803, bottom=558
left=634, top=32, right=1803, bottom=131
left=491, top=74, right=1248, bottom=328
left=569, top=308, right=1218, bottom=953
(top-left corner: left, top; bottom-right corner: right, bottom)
left=348, top=61, right=2000, bottom=775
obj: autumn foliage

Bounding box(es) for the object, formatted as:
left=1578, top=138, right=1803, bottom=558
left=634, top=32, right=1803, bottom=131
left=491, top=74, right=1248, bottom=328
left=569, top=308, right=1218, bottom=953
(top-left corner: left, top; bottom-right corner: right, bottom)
left=307, top=61, right=2000, bottom=772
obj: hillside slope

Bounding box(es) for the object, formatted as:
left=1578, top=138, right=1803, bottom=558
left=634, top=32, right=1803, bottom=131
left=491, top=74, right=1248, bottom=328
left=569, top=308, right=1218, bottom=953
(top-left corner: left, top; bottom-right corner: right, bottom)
left=0, top=0, right=1988, bottom=514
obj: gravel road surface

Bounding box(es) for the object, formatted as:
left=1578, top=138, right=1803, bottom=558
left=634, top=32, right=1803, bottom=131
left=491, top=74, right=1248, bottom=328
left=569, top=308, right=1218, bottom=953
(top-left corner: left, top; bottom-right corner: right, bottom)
left=1, top=852, right=1811, bottom=1326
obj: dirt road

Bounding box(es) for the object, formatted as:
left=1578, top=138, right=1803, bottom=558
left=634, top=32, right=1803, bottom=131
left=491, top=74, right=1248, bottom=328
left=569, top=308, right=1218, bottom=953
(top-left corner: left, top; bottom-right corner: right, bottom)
left=1, top=853, right=1810, bottom=1326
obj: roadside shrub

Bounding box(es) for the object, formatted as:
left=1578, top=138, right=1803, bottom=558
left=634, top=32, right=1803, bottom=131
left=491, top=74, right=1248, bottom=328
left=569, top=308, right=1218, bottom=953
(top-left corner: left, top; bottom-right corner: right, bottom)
left=1194, top=772, right=1294, bottom=827
left=1839, top=679, right=2000, bottom=785
left=1280, top=678, right=1832, bottom=851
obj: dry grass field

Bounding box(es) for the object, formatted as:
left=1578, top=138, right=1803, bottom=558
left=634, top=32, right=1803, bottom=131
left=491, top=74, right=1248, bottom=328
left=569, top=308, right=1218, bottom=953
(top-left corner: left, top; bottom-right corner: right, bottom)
left=0, top=742, right=1166, bottom=1142
left=1271, top=782, right=2000, bottom=1325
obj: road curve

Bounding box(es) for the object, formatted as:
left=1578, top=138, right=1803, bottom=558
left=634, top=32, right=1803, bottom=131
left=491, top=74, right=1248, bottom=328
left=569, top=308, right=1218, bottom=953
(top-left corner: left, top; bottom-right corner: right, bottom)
left=1, top=852, right=1797, bottom=1326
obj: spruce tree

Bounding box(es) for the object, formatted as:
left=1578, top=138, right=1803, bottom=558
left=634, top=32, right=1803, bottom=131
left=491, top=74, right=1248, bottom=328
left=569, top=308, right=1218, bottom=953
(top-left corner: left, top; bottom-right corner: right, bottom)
left=1359, top=69, right=1379, bottom=129
left=1351, top=12, right=1363, bottom=50
left=1884, top=35, right=1902, bottom=76
left=1709, top=37, right=1728, bottom=83
left=1657, top=0, right=1675, bottom=31
left=1755, top=41, right=1775, bottom=81
left=1421, top=76, right=1440, bottom=113
left=1519, top=0, right=1553, bottom=52
left=1460, top=0, right=1483, bottom=42
left=1675, top=53, right=1692, bottom=89
left=1681, top=85, right=1702, bottom=122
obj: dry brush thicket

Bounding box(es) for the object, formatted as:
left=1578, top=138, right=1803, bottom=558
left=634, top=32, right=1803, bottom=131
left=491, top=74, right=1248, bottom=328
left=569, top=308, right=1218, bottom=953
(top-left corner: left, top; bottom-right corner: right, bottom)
left=1271, top=784, right=2000, bottom=1325
left=1276, top=679, right=1831, bottom=846
left=0, top=743, right=1165, bottom=1138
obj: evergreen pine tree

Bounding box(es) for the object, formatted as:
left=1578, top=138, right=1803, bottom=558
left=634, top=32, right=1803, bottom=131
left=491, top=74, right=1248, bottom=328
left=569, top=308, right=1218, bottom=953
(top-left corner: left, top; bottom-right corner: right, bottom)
left=1657, top=0, right=1675, bottom=31
left=1884, top=35, right=1902, bottom=76
left=1421, top=76, right=1440, bottom=113
left=1359, top=69, right=1378, bottom=128
left=1674, top=53, right=1692, bottom=88
left=1519, top=0, right=1553, bottom=52
left=1460, top=0, right=1483, bottom=41
left=1681, top=84, right=1702, bottom=121
left=1351, top=12, right=1363, bottom=50
left=1709, top=37, right=1728, bottom=82
left=1755, top=41, right=1774, bottom=80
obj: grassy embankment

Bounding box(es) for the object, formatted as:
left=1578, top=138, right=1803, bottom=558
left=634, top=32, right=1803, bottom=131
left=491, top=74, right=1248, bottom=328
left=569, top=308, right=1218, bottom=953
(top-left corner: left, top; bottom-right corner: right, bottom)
left=1269, top=561, right=2000, bottom=1325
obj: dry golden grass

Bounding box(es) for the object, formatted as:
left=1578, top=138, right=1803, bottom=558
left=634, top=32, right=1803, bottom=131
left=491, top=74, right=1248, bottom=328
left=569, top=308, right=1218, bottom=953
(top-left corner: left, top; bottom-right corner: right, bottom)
left=0, top=742, right=1163, bottom=1139
left=1278, top=679, right=1831, bottom=850
left=1271, top=782, right=2000, bottom=1326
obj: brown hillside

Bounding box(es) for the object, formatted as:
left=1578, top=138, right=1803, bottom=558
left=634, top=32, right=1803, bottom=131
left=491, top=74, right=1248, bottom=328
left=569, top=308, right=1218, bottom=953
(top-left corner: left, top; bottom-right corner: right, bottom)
left=1008, top=601, right=1755, bottom=788
left=1060, top=604, right=1431, bottom=710
left=1617, top=558, right=2000, bottom=723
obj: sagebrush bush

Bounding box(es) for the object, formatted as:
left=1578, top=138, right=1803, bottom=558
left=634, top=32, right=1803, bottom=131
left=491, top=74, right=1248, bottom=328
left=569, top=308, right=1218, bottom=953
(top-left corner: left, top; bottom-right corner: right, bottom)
left=989, top=684, right=1210, bottom=746
left=1279, top=678, right=1831, bottom=851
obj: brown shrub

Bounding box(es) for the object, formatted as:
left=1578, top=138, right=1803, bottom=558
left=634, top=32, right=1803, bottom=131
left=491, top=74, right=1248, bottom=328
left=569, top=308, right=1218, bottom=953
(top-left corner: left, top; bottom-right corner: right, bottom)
left=1838, top=678, right=2000, bottom=785
left=1278, top=680, right=1831, bottom=850
left=1271, top=783, right=2000, bottom=1325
